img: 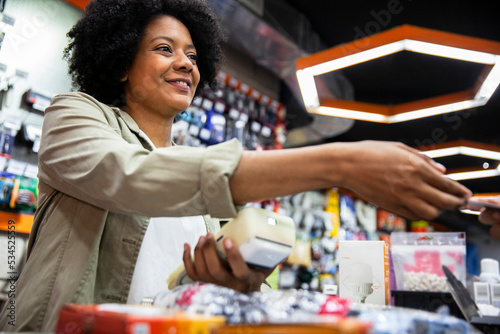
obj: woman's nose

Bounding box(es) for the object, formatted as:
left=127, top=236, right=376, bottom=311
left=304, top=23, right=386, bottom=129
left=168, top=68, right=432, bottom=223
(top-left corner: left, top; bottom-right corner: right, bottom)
left=173, top=53, right=193, bottom=72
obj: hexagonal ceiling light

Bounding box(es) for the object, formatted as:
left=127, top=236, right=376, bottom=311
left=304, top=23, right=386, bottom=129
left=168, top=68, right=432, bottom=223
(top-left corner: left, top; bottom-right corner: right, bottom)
left=419, top=140, right=500, bottom=181
left=296, top=25, right=500, bottom=123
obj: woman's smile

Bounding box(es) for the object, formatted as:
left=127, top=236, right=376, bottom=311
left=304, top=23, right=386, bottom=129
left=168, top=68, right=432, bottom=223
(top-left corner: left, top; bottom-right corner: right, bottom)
left=166, top=78, right=192, bottom=92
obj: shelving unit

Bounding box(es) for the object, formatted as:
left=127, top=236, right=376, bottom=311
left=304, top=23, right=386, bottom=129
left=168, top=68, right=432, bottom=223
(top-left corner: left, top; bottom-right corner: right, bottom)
left=0, top=210, right=33, bottom=234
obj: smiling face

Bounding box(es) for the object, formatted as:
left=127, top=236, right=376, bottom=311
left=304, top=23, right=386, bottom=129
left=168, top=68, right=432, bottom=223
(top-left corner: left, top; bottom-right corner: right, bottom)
left=122, top=15, right=200, bottom=120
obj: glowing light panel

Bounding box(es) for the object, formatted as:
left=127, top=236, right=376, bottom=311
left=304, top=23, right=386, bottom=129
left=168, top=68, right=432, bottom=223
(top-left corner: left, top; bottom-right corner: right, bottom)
left=296, top=25, right=500, bottom=123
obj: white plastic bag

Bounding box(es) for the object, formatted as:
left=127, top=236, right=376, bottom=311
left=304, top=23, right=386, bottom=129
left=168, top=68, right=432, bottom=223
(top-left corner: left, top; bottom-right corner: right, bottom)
left=390, top=232, right=466, bottom=292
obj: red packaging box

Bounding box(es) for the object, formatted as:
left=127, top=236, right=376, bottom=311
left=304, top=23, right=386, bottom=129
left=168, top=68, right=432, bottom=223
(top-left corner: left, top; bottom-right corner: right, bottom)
left=55, top=303, right=226, bottom=334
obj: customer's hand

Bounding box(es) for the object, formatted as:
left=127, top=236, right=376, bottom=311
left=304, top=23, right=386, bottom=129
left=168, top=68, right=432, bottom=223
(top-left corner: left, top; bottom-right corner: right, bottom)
left=337, top=141, right=472, bottom=220
left=183, top=233, right=274, bottom=293
left=466, top=196, right=500, bottom=239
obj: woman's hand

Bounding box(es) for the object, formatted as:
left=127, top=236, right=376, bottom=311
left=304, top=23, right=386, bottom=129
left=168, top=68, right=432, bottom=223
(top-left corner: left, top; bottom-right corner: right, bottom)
left=230, top=140, right=471, bottom=222
left=182, top=233, right=274, bottom=293
left=467, top=196, right=500, bottom=239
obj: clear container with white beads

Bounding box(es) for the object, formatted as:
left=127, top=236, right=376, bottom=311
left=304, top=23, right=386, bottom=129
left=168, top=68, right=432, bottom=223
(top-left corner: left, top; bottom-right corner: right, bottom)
left=390, top=232, right=466, bottom=292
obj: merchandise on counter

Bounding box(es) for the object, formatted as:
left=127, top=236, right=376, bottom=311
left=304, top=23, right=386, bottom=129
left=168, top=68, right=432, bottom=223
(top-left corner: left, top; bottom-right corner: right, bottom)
left=151, top=282, right=476, bottom=333
left=55, top=303, right=226, bottom=334
left=390, top=232, right=466, bottom=292
left=211, top=321, right=370, bottom=334
left=338, top=241, right=390, bottom=305
left=442, top=264, right=500, bottom=332
left=153, top=282, right=352, bottom=324
left=479, top=258, right=500, bottom=283
left=473, top=258, right=500, bottom=311
left=352, top=303, right=475, bottom=334
left=491, top=283, right=500, bottom=309
left=391, top=290, right=463, bottom=319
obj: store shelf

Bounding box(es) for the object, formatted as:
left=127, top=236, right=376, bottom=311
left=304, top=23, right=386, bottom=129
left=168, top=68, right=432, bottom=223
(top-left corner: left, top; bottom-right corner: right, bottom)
left=0, top=210, right=34, bottom=234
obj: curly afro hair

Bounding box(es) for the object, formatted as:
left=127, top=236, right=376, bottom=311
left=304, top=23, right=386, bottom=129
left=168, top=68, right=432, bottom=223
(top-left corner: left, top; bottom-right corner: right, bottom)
left=64, top=0, right=225, bottom=106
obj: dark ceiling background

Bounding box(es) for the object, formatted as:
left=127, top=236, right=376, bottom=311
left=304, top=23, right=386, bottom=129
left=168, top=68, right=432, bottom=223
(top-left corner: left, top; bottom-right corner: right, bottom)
left=279, top=0, right=500, bottom=197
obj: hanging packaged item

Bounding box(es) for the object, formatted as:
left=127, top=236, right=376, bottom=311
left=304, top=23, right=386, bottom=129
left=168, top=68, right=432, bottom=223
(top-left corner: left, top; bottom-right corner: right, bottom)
left=0, top=171, right=15, bottom=206
left=390, top=232, right=466, bottom=292
left=198, top=98, right=226, bottom=146
left=10, top=175, right=38, bottom=211
left=0, top=124, right=15, bottom=158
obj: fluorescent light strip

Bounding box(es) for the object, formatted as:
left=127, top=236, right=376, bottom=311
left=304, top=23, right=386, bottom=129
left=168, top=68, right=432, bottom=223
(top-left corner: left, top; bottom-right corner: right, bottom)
left=422, top=146, right=500, bottom=160
left=447, top=168, right=500, bottom=181
left=422, top=147, right=462, bottom=158
left=461, top=147, right=500, bottom=160
left=308, top=41, right=405, bottom=76
left=476, top=61, right=500, bottom=99
left=388, top=99, right=482, bottom=123
left=311, top=98, right=483, bottom=123
left=316, top=106, right=389, bottom=122
left=404, top=40, right=498, bottom=64
left=306, top=40, right=498, bottom=77
left=296, top=69, right=319, bottom=108
left=296, top=36, right=500, bottom=123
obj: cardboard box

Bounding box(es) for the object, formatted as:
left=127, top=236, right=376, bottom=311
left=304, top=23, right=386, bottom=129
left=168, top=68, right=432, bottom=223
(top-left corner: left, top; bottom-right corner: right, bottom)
left=339, top=241, right=390, bottom=305
left=55, top=303, right=226, bottom=334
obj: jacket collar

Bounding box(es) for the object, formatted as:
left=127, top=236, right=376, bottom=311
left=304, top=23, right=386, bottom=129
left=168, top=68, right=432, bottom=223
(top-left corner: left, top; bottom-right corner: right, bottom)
left=111, top=107, right=176, bottom=149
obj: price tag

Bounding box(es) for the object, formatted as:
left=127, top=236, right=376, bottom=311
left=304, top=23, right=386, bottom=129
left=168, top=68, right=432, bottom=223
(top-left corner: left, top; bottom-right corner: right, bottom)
left=260, top=95, right=270, bottom=105
left=323, top=285, right=338, bottom=295
left=214, top=101, right=225, bottom=113
left=229, top=108, right=240, bottom=120
left=261, top=126, right=272, bottom=137
left=240, top=83, right=249, bottom=94
left=251, top=121, right=261, bottom=133
left=199, top=128, right=211, bottom=141
left=188, top=125, right=200, bottom=137
left=251, top=90, right=261, bottom=100
left=6, top=159, right=26, bottom=175
left=192, top=96, right=203, bottom=106
left=24, top=164, right=39, bottom=178
left=228, top=77, right=239, bottom=88
left=0, top=156, right=8, bottom=171
left=217, top=71, right=227, bottom=82
left=239, top=113, right=249, bottom=123
left=201, top=99, right=213, bottom=111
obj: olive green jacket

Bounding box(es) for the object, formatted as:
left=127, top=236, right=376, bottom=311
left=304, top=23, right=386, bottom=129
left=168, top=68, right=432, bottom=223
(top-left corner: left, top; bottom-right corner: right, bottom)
left=0, top=93, right=243, bottom=332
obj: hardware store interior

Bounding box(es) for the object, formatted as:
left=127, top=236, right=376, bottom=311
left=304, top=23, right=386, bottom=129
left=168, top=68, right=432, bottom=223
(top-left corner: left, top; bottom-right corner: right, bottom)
left=0, top=0, right=500, bottom=333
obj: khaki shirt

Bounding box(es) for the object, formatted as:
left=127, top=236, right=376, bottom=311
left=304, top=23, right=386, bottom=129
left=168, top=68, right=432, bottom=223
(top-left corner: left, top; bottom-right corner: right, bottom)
left=0, top=92, right=243, bottom=332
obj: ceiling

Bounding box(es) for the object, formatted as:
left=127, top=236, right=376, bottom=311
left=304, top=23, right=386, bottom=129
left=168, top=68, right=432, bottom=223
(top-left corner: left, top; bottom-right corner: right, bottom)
left=62, top=0, right=499, bottom=232
left=277, top=0, right=500, bottom=197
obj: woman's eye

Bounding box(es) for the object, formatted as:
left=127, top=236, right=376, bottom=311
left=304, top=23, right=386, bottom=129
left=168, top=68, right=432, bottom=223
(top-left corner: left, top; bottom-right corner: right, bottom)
left=157, top=46, right=172, bottom=53
left=188, top=54, right=197, bottom=62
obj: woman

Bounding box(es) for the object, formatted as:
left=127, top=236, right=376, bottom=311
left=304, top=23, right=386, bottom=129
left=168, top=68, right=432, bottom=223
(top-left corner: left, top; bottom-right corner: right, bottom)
left=0, top=0, right=471, bottom=332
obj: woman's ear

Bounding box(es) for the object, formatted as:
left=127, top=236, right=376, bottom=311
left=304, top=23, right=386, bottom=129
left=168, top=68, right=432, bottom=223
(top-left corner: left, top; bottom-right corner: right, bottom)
left=120, top=71, right=128, bottom=82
